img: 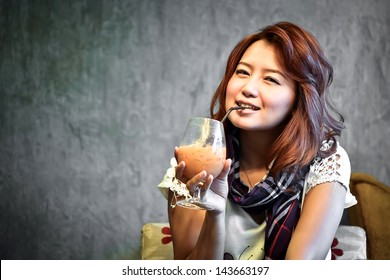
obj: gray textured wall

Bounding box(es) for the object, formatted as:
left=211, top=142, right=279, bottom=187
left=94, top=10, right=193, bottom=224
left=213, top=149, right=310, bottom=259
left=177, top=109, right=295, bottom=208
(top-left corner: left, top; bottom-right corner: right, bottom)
left=0, top=0, right=389, bottom=259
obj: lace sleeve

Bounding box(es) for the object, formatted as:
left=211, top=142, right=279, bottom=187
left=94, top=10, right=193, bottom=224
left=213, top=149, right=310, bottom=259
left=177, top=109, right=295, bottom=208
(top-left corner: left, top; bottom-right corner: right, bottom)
left=305, top=142, right=357, bottom=208
left=157, top=158, right=192, bottom=205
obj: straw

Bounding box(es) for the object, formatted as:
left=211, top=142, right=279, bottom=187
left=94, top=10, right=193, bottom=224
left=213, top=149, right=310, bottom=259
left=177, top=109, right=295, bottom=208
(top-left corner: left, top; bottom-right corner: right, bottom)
left=221, top=106, right=259, bottom=123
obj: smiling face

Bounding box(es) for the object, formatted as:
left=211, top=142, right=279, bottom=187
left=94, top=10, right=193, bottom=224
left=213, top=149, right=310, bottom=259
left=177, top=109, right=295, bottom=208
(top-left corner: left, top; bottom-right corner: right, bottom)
left=225, top=40, right=296, bottom=131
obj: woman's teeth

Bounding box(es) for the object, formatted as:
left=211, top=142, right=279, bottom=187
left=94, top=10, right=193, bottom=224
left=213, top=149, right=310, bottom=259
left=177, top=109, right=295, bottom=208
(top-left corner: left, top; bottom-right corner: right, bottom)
left=237, top=103, right=260, bottom=110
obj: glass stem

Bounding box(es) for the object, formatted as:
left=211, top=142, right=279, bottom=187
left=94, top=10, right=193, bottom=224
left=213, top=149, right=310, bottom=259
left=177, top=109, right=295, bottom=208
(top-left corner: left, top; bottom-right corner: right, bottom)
left=191, top=186, right=201, bottom=203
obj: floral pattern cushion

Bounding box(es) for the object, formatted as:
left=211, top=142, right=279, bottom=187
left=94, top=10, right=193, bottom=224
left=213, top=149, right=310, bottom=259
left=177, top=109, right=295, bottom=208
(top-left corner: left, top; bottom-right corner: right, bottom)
left=141, top=223, right=173, bottom=260
left=331, top=225, right=367, bottom=260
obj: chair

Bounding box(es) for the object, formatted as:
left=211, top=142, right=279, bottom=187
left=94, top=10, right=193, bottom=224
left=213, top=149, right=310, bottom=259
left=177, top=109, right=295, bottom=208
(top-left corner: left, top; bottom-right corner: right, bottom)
left=348, top=173, right=390, bottom=259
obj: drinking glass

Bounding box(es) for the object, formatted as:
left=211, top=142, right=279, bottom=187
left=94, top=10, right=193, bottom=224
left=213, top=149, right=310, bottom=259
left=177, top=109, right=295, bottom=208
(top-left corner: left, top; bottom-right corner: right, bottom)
left=176, top=117, right=226, bottom=210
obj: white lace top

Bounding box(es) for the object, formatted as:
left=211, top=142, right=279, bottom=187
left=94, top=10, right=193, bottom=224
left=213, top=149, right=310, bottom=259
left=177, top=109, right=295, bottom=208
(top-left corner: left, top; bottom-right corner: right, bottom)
left=158, top=143, right=357, bottom=260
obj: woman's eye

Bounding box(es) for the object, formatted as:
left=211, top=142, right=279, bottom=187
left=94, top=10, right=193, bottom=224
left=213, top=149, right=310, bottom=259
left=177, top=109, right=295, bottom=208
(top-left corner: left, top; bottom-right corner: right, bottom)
left=265, top=76, right=280, bottom=85
left=235, top=69, right=249, bottom=76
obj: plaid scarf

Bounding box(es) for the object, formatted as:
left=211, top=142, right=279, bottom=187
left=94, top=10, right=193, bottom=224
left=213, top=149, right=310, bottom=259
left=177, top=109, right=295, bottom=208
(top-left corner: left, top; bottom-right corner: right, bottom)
left=226, top=129, right=309, bottom=260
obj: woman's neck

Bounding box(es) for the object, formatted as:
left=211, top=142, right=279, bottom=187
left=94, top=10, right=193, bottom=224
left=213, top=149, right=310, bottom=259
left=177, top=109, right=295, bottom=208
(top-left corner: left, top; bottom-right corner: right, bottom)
left=238, top=128, right=281, bottom=169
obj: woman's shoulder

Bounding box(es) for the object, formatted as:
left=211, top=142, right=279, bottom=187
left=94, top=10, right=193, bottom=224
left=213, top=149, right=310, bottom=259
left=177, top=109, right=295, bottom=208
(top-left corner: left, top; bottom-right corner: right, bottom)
left=304, top=141, right=357, bottom=208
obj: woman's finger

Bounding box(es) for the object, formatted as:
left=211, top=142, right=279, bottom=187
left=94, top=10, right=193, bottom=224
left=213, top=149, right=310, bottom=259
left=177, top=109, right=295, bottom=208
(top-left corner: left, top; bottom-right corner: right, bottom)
left=185, top=171, right=207, bottom=193
left=217, top=158, right=232, bottom=179
left=175, top=160, right=186, bottom=183
left=174, top=146, right=179, bottom=160
left=201, top=175, right=214, bottom=192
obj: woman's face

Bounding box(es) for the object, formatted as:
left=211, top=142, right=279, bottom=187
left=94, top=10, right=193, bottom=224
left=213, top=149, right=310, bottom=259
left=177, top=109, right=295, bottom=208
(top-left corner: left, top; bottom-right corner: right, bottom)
left=225, top=40, right=296, bottom=131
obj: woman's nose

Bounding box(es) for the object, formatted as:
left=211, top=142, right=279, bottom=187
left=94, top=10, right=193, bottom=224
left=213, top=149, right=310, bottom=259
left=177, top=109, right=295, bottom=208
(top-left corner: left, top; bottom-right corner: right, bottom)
left=241, top=78, right=259, bottom=98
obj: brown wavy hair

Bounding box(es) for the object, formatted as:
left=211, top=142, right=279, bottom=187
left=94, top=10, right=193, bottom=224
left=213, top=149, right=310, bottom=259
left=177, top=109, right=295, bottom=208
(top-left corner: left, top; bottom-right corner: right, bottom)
left=210, top=21, right=345, bottom=176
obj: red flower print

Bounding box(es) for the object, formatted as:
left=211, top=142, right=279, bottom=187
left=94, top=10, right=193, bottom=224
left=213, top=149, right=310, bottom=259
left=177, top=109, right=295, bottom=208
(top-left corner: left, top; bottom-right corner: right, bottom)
left=331, top=238, right=343, bottom=260
left=161, top=226, right=172, bottom=245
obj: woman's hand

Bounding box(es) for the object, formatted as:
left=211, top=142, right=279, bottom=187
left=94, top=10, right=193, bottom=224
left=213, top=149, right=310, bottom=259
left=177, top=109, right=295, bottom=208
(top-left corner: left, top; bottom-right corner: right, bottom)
left=174, top=147, right=231, bottom=213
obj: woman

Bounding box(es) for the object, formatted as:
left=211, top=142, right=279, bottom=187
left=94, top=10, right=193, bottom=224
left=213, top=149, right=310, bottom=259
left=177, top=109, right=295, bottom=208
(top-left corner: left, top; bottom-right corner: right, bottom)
left=159, top=21, right=357, bottom=260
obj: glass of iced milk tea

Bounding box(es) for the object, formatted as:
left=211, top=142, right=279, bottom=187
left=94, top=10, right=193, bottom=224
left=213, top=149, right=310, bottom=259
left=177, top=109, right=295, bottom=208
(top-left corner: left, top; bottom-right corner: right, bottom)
left=176, top=117, right=226, bottom=210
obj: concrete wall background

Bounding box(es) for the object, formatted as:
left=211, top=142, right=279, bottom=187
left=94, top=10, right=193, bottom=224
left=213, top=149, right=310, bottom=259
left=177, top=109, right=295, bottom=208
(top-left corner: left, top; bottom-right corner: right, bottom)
left=0, top=0, right=389, bottom=259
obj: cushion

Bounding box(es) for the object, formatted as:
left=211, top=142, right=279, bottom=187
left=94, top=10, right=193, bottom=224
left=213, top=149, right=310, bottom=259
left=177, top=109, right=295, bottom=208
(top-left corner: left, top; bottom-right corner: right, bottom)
left=141, top=223, right=366, bottom=260
left=331, top=225, right=367, bottom=260
left=349, top=173, right=390, bottom=259
left=141, top=223, right=173, bottom=260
